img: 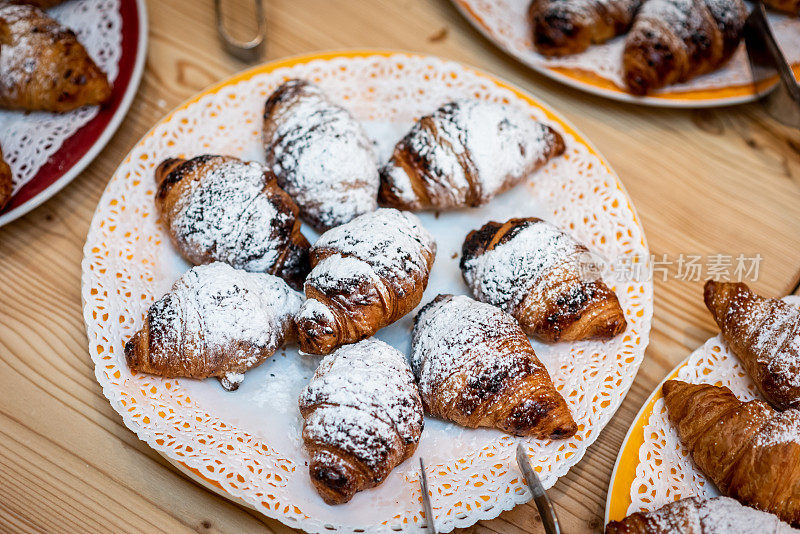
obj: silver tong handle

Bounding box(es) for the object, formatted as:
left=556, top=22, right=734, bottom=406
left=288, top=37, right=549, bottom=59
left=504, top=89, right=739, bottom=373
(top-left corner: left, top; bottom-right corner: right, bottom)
left=214, top=0, right=266, bottom=63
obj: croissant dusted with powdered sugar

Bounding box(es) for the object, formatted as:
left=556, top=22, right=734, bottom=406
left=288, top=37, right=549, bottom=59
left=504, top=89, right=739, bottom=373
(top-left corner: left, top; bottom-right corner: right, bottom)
left=704, top=280, right=800, bottom=411
left=155, top=155, right=310, bottom=291
left=295, top=208, right=436, bottom=355
left=412, top=294, right=577, bottom=439
left=378, top=99, right=565, bottom=212
left=299, top=338, right=424, bottom=505
left=606, top=495, right=800, bottom=533
left=263, top=79, right=379, bottom=232
left=528, top=0, right=643, bottom=56
left=0, top=2, right=112, bottom=112
left=124, top=263, right=303, bottom=391
left=664, top=380, right=800, bottom=526
left=0, top=146, right=11, bottom=211
left=622, top=0, right=747, bottom=95
left=460, top=217, right=626, bottom=342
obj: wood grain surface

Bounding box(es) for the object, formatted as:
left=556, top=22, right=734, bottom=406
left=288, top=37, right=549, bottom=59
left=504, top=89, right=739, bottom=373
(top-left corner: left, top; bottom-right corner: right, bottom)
left=0, top=1, right=798, bottom=533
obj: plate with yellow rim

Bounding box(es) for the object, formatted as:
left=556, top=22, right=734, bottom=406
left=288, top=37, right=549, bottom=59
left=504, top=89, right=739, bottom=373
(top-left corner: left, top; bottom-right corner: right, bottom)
left=605, top=297, right=800, bottom=527
left=82, top=49, right=652, bottom=533
left=450, top=0, right=800, bottom=108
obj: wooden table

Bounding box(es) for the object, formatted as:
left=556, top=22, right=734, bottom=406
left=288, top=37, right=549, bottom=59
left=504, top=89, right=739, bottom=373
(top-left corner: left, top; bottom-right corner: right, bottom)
left=1, top=1, right=798, bottom=532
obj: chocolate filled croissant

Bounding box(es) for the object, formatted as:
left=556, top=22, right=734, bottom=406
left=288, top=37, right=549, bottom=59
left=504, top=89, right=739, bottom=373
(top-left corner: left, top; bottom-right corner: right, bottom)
left=528, top=0, right=643, bottom=56
left=295, top=208, right=436, bottom=355
left=0, top=2, right=112, bottom=112
left=606, top=495, right=800, bottom=533
left=263, top=79, right=379, bottom=232
left=125, top=262, right=302, bottom=391
left=412, top=294, right=577, bottom=439
left=299, top=338, right=424, bottom=505
left=460, top=217, right=626, bottom=342
left=0, top=146, right=11, bottom=211
left=704, top=280, right=800, bottom=411
left=622, top=0, right=747, bottom=95
left=155, top=155, right=310, bottom=291
left=663, top=380, right=800, bottom=526
left=378, top=99, right=565, bottom=211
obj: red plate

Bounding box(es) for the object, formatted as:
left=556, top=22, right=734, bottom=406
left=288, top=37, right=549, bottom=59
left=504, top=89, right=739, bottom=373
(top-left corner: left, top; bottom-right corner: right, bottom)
left=0, top=0, right=147, bottom=227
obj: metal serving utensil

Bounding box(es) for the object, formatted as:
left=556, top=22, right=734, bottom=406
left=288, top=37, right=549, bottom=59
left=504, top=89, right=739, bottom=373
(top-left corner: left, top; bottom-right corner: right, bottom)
left=743, top=3, right=800, bottom=128
left=516, top=443, right=561, bottom=534
left=419, top=458, right=437, bottom=534
left=214, top=0, right=266, bottom=63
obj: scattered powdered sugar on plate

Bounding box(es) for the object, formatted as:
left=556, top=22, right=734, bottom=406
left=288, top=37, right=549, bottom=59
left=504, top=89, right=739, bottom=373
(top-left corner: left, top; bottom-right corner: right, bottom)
left=169, top=159, right=293, bottom=272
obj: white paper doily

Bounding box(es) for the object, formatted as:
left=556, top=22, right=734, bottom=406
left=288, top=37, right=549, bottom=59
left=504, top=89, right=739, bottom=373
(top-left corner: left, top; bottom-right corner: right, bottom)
left=82, top=52, right=653, bottom=534
left=627, top=296, right=800, bottom=516
left=0, top=0, right=122, bottom=195
left=452, top=0, right=800, bottom=106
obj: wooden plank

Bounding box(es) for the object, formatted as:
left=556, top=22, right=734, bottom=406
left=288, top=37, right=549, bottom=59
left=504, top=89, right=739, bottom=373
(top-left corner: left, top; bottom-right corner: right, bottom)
left=0, top=0, right=798, bottom=532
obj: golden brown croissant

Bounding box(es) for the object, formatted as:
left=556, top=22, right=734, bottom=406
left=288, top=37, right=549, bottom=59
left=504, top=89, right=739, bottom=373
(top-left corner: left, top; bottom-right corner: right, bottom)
left=263, top=79, right=379, bottom=232
left=378, top=99, right=565, bottom=212
left=295, top=208, right=436, bottom=355
left=412, top=294, right=577, bottom=439
left=704, top=280, right=800, bottom=411
left=528, top=0, right=643, bottom=56
left=0, top=2, right=112, bottom=112
left=155, top=155, right=310, bottom=291
left=298, top=338, right=424, bottom=505
left=0, top=145, right=11, bottom=211
left=460, top=217, right=626, bottom=342
left=622, top=0, right=747, bottom=95
left=663, top=380, right=800, bottom=526
left=606, top=495, right=800, bottom=533
left=125, top=262, right=302, bottom=391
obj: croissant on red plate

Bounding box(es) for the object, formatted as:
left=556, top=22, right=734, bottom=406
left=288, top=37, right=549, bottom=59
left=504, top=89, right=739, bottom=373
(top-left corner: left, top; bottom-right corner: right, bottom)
left=155, top=155, right=310, bottom=291
left=0, top=2, right=112, bottom=111
left=663, top=380, right=800, bottom=526
left=124, top=262, right=302, bottom=391
left=460, top=217, right=626, bottom=342
left=412, top=294, right=577, bottom=439
left=528, top=0, right=643, bottom=56
left=378, top=99, right=565, bottom=211
left=263, top=79, right=379, bottom=232
left=622, top=0, right=747, bottom=94
left=0, top=146, right=11, bottom=211
left=704, top=280, right=800, bottom=411
left=606, top=495, right=800, bottom=533
left=298, top=338, right=424, bottom=505
left=295, top=208, right=436, bottom=355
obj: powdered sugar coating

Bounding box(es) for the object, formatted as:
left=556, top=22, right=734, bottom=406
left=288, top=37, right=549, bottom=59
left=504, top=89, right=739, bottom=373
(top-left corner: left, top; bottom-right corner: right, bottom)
left=462, top=219, right=584, bottom=313
left=167, top=159, right=293, bottom=272
left=299, top=339, right=424, bottom=470
left=264, top=79, right=379, bottom=231
left=630, top=496, right=798, bottom=533
left=147, top=262, right=302, bottom=385
left=412, top=294, right=528, bottom=401
left=631, top=0, right=744, bottom=43
left=382, top=99, right=562, bottom=209
left=304, top=254, right=382, bottom=297
left=753, top=409, right=800, bottom=449
left=312, top=208, right=436, bottom=285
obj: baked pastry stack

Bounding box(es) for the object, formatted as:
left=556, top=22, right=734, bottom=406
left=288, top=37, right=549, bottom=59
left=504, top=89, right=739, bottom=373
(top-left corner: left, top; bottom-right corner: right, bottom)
left=528, top=0, right=749, bottom=94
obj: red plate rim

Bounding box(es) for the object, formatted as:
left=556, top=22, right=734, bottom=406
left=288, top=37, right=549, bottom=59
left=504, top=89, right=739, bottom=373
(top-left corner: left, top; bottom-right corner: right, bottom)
left=0, top=0, right=148, bottom=227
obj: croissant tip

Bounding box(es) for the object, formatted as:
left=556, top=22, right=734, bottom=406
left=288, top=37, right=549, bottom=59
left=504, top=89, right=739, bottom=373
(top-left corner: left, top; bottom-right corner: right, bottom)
left=662, top=379, right=684, bottom=397
left=309, top=457, right=358, bottom=505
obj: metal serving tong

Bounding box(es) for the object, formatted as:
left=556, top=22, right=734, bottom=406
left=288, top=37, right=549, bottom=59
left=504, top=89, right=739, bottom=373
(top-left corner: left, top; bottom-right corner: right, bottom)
left=418, top=447, right=562, bottom=534
left=214, top=0, right=266, bottom=63
left=743, top=3, right=800, bottom=128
